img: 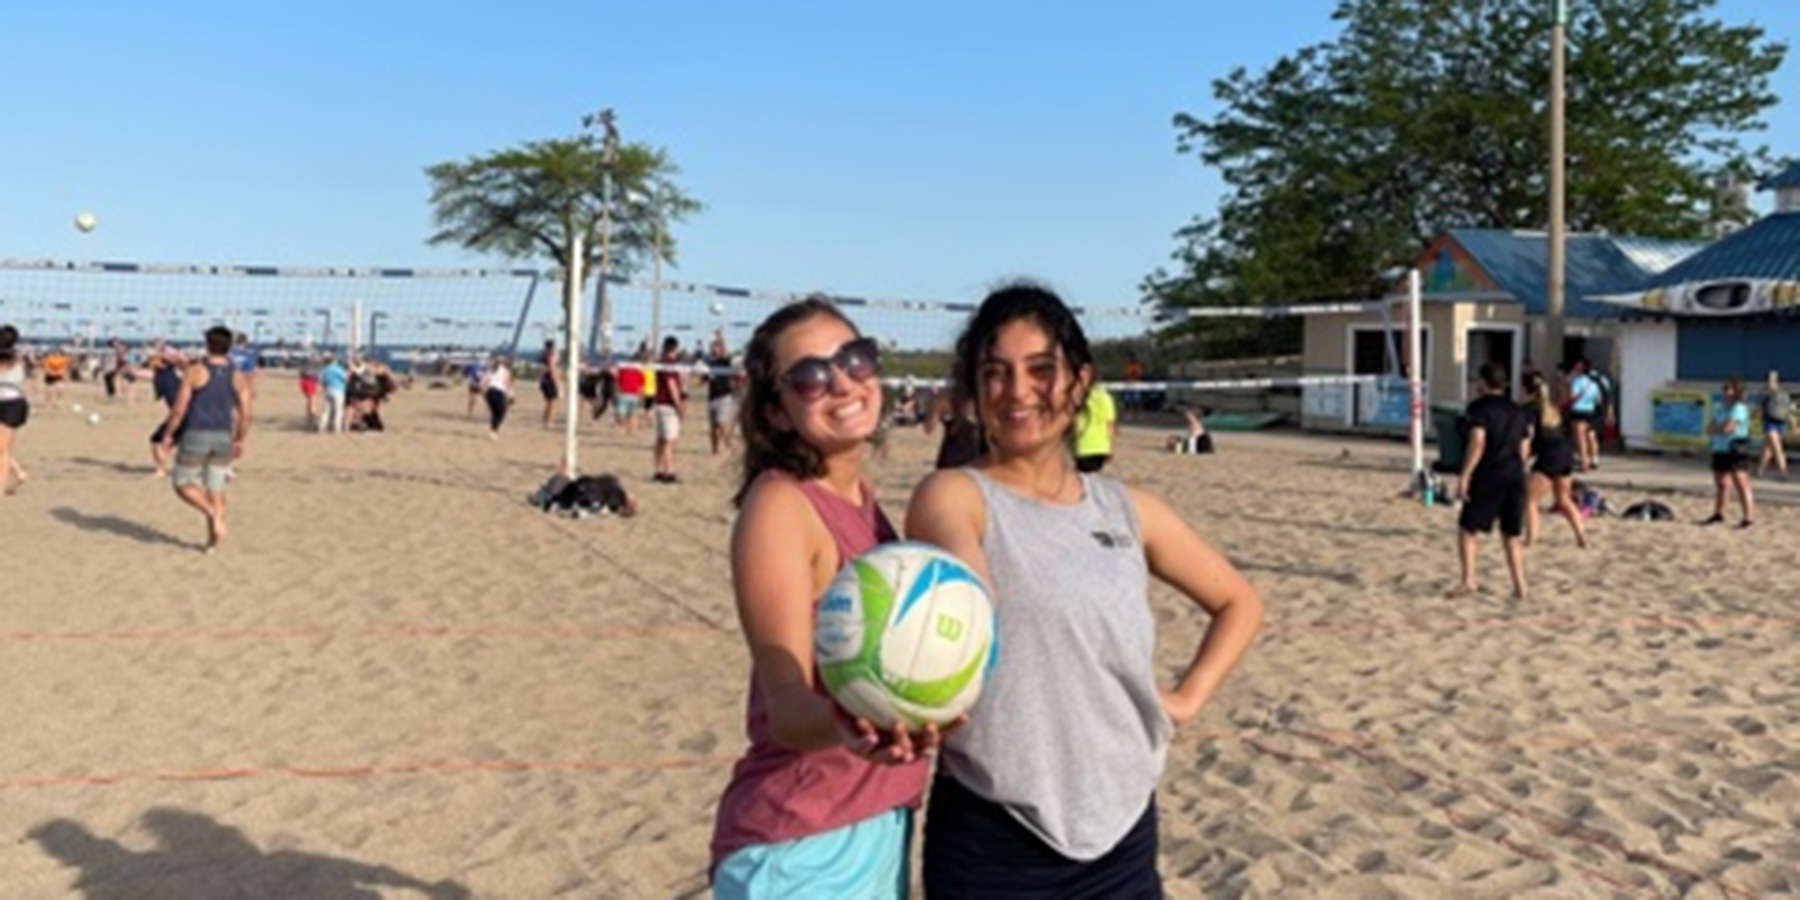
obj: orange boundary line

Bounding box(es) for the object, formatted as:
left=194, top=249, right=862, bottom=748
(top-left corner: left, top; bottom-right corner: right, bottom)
left=1266, top=613, right=1800, bottom=636
left=0, top=755, right=740, bottom=793
left=0, top=622, right=725, bottom=645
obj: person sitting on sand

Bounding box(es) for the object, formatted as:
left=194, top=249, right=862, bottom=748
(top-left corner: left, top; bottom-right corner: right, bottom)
left=539, top=471, right=637, bottom=518
left=1165, top=405, right=1215, bottom=454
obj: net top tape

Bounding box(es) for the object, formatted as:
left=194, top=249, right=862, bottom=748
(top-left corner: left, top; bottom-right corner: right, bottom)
left=1, top=258, right=1401, bottom=323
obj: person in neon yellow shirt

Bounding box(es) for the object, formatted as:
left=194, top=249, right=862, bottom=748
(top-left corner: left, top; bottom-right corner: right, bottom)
left=1074, top=383, right=1117, bottom=472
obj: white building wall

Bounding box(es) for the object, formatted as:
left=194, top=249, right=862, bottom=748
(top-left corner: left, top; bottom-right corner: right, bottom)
left=1618, top=320, right=1678, bottom=450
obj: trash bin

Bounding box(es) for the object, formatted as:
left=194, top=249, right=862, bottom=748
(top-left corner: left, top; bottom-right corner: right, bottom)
left=1430, top=403, right=1466, bottom=473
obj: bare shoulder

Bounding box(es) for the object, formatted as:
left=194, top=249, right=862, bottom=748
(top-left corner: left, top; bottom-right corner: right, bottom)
left=909, top=468, right=982, bottom=512
left=904, top=468, right=985, bottom=541
left=1122, top=481, right=1192, bottom=543
left=734, top=472, right=829, bottom=554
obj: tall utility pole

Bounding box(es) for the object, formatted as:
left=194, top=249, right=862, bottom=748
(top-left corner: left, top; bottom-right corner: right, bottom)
left=1545, top=0, right=1569, bottom=371
left=582, top=108, right=620, bottom=360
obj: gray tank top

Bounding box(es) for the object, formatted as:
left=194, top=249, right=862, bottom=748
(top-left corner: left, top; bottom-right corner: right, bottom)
left=941, top=468, right=1172, bottom=860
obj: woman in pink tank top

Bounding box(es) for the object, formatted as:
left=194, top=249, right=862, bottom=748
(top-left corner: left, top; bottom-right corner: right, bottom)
left=710, top=297, right=943, bottom=898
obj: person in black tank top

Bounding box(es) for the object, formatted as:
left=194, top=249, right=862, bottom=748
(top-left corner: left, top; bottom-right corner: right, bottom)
left=539, top=340, right=560, bottom=429
left=157, top=326, right=252, bottom=551
left=1522, top=373, right=1588, bottom=549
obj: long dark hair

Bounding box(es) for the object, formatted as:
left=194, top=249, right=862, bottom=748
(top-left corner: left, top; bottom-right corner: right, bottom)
left=0, top=325, right=17, bottom=365
left=732, top=297, right=863, bottom=509
left=951, top=281, right=1093, bottom=447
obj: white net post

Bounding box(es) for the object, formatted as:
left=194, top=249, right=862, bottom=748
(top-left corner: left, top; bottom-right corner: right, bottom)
left=1406, top=268, right=1428, bottom=498
left=350, top=298, right=362, bottom=362
left=563, top=234, right=585, bottom=478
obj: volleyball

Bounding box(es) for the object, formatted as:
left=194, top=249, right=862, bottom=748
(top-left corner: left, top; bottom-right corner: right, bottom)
left=71, top=403, right=83, bottom=413
left=815, top=542, right=997, bottom=728
left=74, top=212, right=98, bottom=233
left=86, top=412, right=101, bottom=425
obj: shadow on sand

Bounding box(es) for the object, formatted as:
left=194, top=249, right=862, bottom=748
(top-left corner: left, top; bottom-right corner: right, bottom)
left=66, top=456, right=158, bottom=477
left=28, top=807, right=470, bottom=900
left=50, top=507, right=191, bottom=549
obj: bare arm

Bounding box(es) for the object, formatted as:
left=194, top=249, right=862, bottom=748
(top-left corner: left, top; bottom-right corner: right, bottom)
left=232, top=371, right=253, bottom=444
left=1458, top=426, right=1488, bottom=498
left=903, top=469, right=993, bottom=589
left=732, top=477, right=866, bottom=753
left=1131, top=487, right=1263, bottom=725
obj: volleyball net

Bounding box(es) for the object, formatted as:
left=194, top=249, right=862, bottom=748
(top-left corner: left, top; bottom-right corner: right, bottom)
left=0, top=257, right=1426, bottom=451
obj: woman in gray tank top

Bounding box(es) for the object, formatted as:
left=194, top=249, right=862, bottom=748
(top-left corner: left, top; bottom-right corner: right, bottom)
left=906, top=283, right=1264, bottom=898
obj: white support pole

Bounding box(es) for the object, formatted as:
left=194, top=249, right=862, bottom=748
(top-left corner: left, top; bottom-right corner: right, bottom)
left=349, top=300, right=362, bottom=363
left=563, top=232, right=585, bottom=478
left=1407, top=268, right=1426, bottom=486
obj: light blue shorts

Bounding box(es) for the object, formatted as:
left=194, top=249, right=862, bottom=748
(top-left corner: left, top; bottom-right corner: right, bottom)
left=713, top=808, right=911, bottom=900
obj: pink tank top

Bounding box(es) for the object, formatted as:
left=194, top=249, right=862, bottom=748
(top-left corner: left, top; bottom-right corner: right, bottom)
left=709, top=471, right=928, bottom=874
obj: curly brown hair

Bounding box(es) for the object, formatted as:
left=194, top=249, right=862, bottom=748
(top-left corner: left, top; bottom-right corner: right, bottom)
left=731, top=297, right=864, bottom=509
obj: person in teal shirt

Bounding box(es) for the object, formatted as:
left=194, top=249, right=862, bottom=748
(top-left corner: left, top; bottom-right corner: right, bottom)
left=1702, top=376, right=1755, bottom=528
left=1074, top=383, right=1117, bottom=472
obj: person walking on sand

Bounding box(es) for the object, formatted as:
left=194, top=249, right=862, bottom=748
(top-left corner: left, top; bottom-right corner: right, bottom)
left=157, top=326, right=252, bottom=550
left=318, top=354, right=348, bottom=435
left=710, top=297, right=939, bottom=899
left=538, top=340, right=561, bottom=429
left=1522, top=372, right=1587, bottom=549
left=1702, top=376, right=1756, bottom=528
left=705, top=333, right=740, bottom=455
left=0, top=325, right=32, bottom=495
left=906, top=282, right=1262, bottom=897
left=1450, top=364, right=1532, bottom=601
left=1564, top=359, right=1602, bottom=472
left=1756, top=370, right=1790, bottom=481
left=463, top=356, right=487, bottom=419
left=480, top=356, right=514, bottom=439
left=651, top=335, right=686, bottom=482
left=148, top=344, right=188, bottom=477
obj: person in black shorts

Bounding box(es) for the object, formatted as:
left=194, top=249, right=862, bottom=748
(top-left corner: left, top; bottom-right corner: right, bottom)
left=1522, top=372, right=1587, bottom=548
left=539, top=340, right=561, bottom=429
left=1452, top=363, right=1531, bottom=601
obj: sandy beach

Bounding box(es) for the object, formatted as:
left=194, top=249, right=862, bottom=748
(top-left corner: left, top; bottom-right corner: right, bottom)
left=3, top=373, right=1796, bottom=899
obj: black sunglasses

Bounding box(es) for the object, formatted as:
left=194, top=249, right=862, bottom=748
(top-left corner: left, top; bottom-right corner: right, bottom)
left=777, top=336, right=881, bottom=401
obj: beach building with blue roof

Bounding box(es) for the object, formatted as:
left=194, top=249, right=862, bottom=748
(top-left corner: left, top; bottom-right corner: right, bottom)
left=1299, top=228, right=1705, bottom=433
left=1587, top=163, right=1800, bottom=450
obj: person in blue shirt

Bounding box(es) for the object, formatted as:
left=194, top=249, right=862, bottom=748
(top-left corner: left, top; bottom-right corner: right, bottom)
left=463, top=358, right=488, bottom=419
left=1564, top=359, right=1602, bottom=473
left=318, top=354, right=349, bottom=435
left=230, top=332, right=260, bottom=396
left=1701, top=376, right=1755, bottom=528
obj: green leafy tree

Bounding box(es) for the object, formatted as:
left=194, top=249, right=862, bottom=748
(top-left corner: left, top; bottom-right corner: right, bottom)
left=1150, top=0, right=1787, bottom=357
left=425, top=134, right=701, bottom=351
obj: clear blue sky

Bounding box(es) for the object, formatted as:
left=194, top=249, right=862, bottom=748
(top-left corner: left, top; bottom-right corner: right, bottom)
left=3, top=0, right=1797, bottom=317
